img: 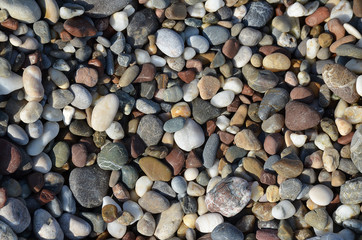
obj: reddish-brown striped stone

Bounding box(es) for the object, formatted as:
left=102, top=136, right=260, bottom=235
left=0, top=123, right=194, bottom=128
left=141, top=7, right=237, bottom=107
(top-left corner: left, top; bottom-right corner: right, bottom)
left=63, top=17, right=97, bottom=37
left=60, top=30, right=72, bottom=42
left=165, top=147, right=185, bottom=175
left=178, top=69, right=196, bottom=83
left=36, top=189, right=55, bottom=205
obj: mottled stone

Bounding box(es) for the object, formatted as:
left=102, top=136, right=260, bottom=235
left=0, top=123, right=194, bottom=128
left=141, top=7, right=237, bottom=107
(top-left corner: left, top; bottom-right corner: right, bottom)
left=351, top=125, right=362, bottom=173
left=285, top=101, right=321, bottom=131
left=97, top=142, right=128, bottom=171
left=340, top=177, right=362, bottom=204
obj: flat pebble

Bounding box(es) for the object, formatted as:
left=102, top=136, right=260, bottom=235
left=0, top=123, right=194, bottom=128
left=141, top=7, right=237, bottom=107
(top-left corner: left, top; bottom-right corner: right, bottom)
left=309, top=184, right=334, bottom=206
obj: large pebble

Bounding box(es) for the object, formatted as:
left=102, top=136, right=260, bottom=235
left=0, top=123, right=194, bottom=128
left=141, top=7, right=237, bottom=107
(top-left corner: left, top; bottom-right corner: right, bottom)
left=0, top=0, right=41, bottom=23
left=33, top=209, right=64, bottom=240
left=138, top=191, right=170, bottom=214
left=91, top=94, right=119, bottom=132
left=7, top=124, right=29, bottom=146
left=309, top=184, right=334, bottom=206
left=211, top=222, right=244, bottom=240
left=210, top=90, right=234, bottom=108
left=174, top=118, right=205, bottom=151
left=285, top=101, right=321, bottom=131
left=137, top=115, right=164, bottom=146
left=97, top=142, right=128, bottom=170
left=59, top=213, right=91, bottom=240
left=195, top=213, right=224, bottom=233
left=202, top=26, right=230, bottom=45
left=0, top=220, right=17, bottom=239
left=243, top=1, right=273, bottom=28
left=156, top=28, right=184, bottom=57
left=0, top=198, right=31, bottom=233
left=154, top=202, right=184, bottom=239
left=23, top=65, right=44, bottom=102
left=27, top=122, right=59, bottom=156
left=70, top=84, right=92, bottom=110
left=110, top=11, right=128, bottom=31
left=271, top=200, right=296, bottom=220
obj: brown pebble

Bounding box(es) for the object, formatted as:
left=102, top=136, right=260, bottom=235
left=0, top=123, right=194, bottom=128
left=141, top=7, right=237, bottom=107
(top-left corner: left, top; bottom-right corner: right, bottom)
left=130, top=134, right=147, bottom=158
left=206, top=120, right=216, bottom=136
left=186, top=59, right=203, bottom=72
left=134, top=63, right=156, bottom=83
left=113, top=183, right=131, bottom=202
left=0, top=17, right=18, bottom=30
left=243, top=157, right=263, bottom=180
left=185, top=150, right=203, bottom=168
left=227, top=97, right=240, bottom=112
left=327, top=18, right=345, bottom=40
left=264, top=133, right=284, bottom=155
left=60, top=30, right=72, bottom=42
left=0, top=188, right=7, bottom=208
left=354, top=0, right=362, bottom=17
left=165, top=147, right=185, bottom=175
left=329, top=35, right=356, bottom=53
left=197, top=75, right=220, bottom=100
left=71, top=143, right=88, bottom=168
left=36, top=189, right=55, bottom=205
left=260, top=171, right=277, bottom=185
left=252, top=202, right=276, bottom=221
left=27, top=172, right=44, bottom=193
left=318, top=33, right=334, bottom=48
left=218, top=131, right=234, bottom=145
left=337, top=131, right=354, bottom=145
left=88, top=59, right=104, bottom=76
left=122, top=231, right=136, bottom=240
left=178, top=69, right=196, bottom=83
left=290, top=86, right=314, bottom=103
left=285, top=101, right=321, bottom=131
left=305, top=7, right=330, bottom=27
left=272, top=158, right=304, bottom=178
left=222, top=39, right=240, bottom=59
left=63, top=17, right=97, bottom=38
left=242, top=84, right=254, bottom=96
left=230, top=104, right=248, bottom=126
left=75, top=67, right=98, bottom=87
left=102, top=204, right=118, bottom=223
left=0, top=139, right=21, bottom=175
left=165, top=3, right=187, bottom=20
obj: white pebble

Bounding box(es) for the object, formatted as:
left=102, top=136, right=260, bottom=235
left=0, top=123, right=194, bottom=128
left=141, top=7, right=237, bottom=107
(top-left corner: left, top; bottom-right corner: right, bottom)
left=9, top=34, right=22, bottom=47
left=314, top=133, right=333, bottom=150
left=27, top=121, right=59, bottom=156
left=59, top=4, right=84, bottom=19
left=356, top=75, right=362, bottom=97
left=233, top=46, right=252, bottom=68
left=343, top=23, right=362, bottom=39
left=333, top=204, right=360, bottom=224
left=206, top=176, right=222, bottom=193
left=91, top=94, right=119, bottom=132
left=216, top=115, right=230, bottom=131
left=42, top=104, right=63, bottom=122
left=187, top=182, right=205, bottom=197
left=210, top=90, right=235, bottom=108
left=20, top=101, right=43, bottom=124
left=0, top=31, right=8, bottom=42
left=330, top=0, right=353, bottom=23
left=0, top=72, right=23, bottom=95
left=183, top=47, right=197, bottom=60
left=123, top=4, right=135, bottom=16
left=195, top=213, right=224, bottom=233
left=26, top=120, right=43, bottom=139
left=123, top=200, right=143, bottom=224
left=32, top=152, right=52, bottom=173
left=174, top=118, right=205, bottom=152
left=107, top=220, right=127, bottom=239
left=287, top=2, right=308, bottom=17
left=226, top=125, right=239, bottom=134
left=309, top=184, right=334, bottom=206
left=187, top=2, right=206, bottom=18
left=7, top=124, right=29, bottom=145
left=62, top=106, right=75, bottom=126
left=183, top=79, right=199, bottom=102
left=206, top=160, right=219, bottom=178
left=304, top=1, right=320, bottom=16
left=223, top=77, right=243, bottom=94
left=205, top=0, right=225, bottom=13
left=110, top=11, right=129, bottom=32
left=233, top=5, right=247, bottom=22
left=184, top=168, right=199, bottom=181
left=23, top=65, right=44, bottom=102
left=135, top=49, right=151, bottom=65
left=150, top=55, right=166, bottom=67
left=272, top=200, right=296, bottom=220
left=106, top=121, right=125, bottom=140
left=290, top=133, right=308, bottom=148
left=135, top=176, right=153, bottom=197
left=63, top=43, right=76, bottom=53
left=306, top=38, right=320, bottom=59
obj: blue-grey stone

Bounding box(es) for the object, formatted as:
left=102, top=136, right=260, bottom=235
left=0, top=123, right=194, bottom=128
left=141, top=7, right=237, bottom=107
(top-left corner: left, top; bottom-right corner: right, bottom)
left=79, top=212, right=106, bottom=234
left=46, top=197, right=63, bottom=218
left=137, top=115, right=164, bottom=146
left=115, top=90, right=135, bottom=115
left=110, top=32, right=126, bottom=55
left=65, top=0, right=131, bottom=18
left=121, top=165, right=139, bottom=189
left=136, top=98, right=161, bottom=114
left=202, top=26, right=230, bottom=46
left=163, top=85, right=183, bottom=102
left=171, top=176, right=187, bottom=194
left=152, top=181, right=176, bottom=198
left=60, top=186, right=76, bottom=214
left=279, top=178, right=302, bottom=201
left=203, top=133, right=220, bottom=168
left=186, top=35, right=209, bottom=53
left=258, top=88, right=289, bottom=120
left=225, top=146, right=247, bottom=163
left=97, top=142, right=129, bottom=170
left=163, top=117, right=186, bottom=133
left=243, top=1, right=274, bottom=28
left=192, top=98, right=221, bottom=125
left=211, top=223, right=244, bottom=240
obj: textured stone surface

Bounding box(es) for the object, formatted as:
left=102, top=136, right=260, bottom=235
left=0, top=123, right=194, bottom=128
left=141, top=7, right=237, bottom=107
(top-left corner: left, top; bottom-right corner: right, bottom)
left=285, top=101, right=321, bottom=131
left=205, top=177, right=251, bottom=217
left=340, top=177, right=362, bottom=204
left=97, top=142, right=128, bottom=170
left=351, top=125, right=362, bottom=173
left=65, top=0, right=131, bottom=18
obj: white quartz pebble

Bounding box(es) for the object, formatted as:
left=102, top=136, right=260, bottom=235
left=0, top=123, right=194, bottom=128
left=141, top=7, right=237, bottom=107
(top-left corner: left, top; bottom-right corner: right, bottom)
left=287, top=2, right=308, bottom=17
left=333, top=204, right=360, bottom=224
left=91, top=94, right=119, bottom=132
left=62, top=106, right=75, bottom=126
left=59, top=4, right=84, bottom=19
left=107, top=221, right=127, bottom=239
left=20, top=101, right=43, bottom=123
left=184, top=168, right=199, bottom=181
left=233, top=5, right=247, bottom=22
left=330, top=0, right=353, bottom=23
left=356, top=75, right=362, bottom=97
left=150, top=55, right=166, bottom=67
left=223, top=77, right=243, bottom=94
left=183, top=47, right=197, bottom=60
left=174, top=118, right=205, bottom=151
left=210, top=90, right=235, bottom=108
left=309, top=184, right=334, bottom=206
left=110, top=11, right=129, bottom=32
left=156, top=29, right=184, bottom=58
left=32, top=152, right=52, bottom=173
left=195, top=213, right=224, bottom=233
left=290, top=133, right=308, bottom=148
left=216, top=115, right=230, bottom=131
left=306, top=38, right=320, bottom=59
left=343, top=23, right=362, bottom=39
left=233, top=46, right=252, bottom=68
left=135, top=176, right=153, bottom=197
left=205, top=0, right=225, bottom=13
left=207, top=160, right=219, bottom=178
left=272, top=200, right=296, bottom=220
left=183, top=79, right=199, bottom=102
left=106, top=121, right=125, bottom=140
left=123, top=200, right=143, bottom=224
left=27, top=121, right=59, bottom=156
left=187, top=2, right=206, bottom=18
left=7, top=124, right=29, bottom=145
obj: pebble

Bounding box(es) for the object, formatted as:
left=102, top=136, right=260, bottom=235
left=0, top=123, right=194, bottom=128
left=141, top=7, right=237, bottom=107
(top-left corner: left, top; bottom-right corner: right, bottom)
left=138, top=191, right=170, bottom=214
left=233, top=46, right=252, bottom=68
left=97, top=142, right=128, bottom=171
left=137, top=212, right=156, bottom=236
left=137, top=114, right=164, bottom=146
left=34, top=208, right=64, bottom=240
left=154, top=202, right=184, bottom=239
left=0, top=198, right=31, bottom=233
left=205, top=177, right=251, bottom=217
left=187, top=35, right=209, bottom=53
left=309, top=184, right=334, bottom=206
left=305, top=208, right=329, bottom=230
left=174, top=118, right=205, bottom=152
left=7, top=124, right=29, bottom=145
left=0, top=220, right=17, bottom=239
left=243, top=1, right=273, bottom=28
left=110, top=11, right=128, bottom=32
left=285, top=101, right=321, bottom=131
left=27, top=122, right=59, bottom=156
left=211, top=223, right=244, bottom=240
left=156, top=29, right=184, bottom=58
left=202, top=26, right=230, bottom=46
left=239, top=27, right=262, bottom=46
left=59, top=213, right=91, bottom=239
left=271, top=200, right=296, bottom=220
left=195, top=213, right=224, bottom=233
left=0, top=0, right=41, bottom=23
left=91, top=94, right=119, bottom=132
left=63, top=17, right=97, bottom=38
left=139, top=157, right=172, bottom=182
left=330, top=0, right=353, bottom=23
left=234, top=129, right=262, bottom=151
left=340, top=177, right=362, bottom=204
left=210, top=90, right=234, bottom=108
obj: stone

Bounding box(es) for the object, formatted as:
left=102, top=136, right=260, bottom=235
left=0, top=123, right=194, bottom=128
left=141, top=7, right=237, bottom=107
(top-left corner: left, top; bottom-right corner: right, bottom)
left=23, top=65, right=44, bottom=102
left=139, top=157, right=172, bottom=182
left=205, top=177, right=251, bottom=217
left=69, top=165, right=110, bottom=208
left=322, top=64, right=359, bottom=104
left=252, top=202, right=276, bottom=221
left=0, top=72, right=23, bottom=96
left=49, top=141, right=70, bottom=168
left=197, top=75, right=220, bottom=100
left=75, top=67, right=98, bottom=87
left=330, top=0, right=353, bottom=23
left=242, top=64, right=279, bottom=93
left=351, top=125, right=362, bottom=173
left=322, top=147, right=340, bottom=172
left=33, top=20, right=51, bottom=44
left=340, top=177, right=362, bottom=204
left=91, top=94, right=119, bottom=132
left=70, top=84, right=92, bottom=109
left=34, top=209, right=64, bottom=240
left=0, top=220, right=17, bottom=239
left=272, top=158, right=304, bottom=178
left=243, top=1, right=273, bottom=28
left=211, top=222, right=244, bottom=240
left=0, top=0, right=41, bottom=23
left=156, top=29, right=184, bottom=58
left=97, top=142, right=128, bottom=171
left=309, top=184, right=334, bottom=206
left=163, top=117, right=186, bottom=133
left=233, top=46, right=252, bottom=68
left=195, top=213, right=224, bottom=233
left=137, top=115, right=164, bottom=146
left=59, top=213, right=91, bottom=240
left=187, top=35, right=209, bottom=54
left=154, top=202, right=184, bottom=239
left=305, top=208, right=329, bottom=230
left=7, top=124, right=28, bottom=146
left=262, top=53, right=291, bottom=72
left=271, top=200, right=295, bottom=220
left=110, top=11, right=128, bottom=32
left=174, top=118, right=205, bottom=152
left=66, top=0, right=130, bottom=18
left=239, top=27, right=262, bottom=46
left=202, top=133, right=219, bottom=168
left=279, top=178, right=302, bottom=201
left=63, top=17, right=96, bottom=37
left=0, top=198, right=31, bottom=233
left=210, top=90, right=234, bottom=108
left=0, top=138, right=21, bottom=175
left=285, top=101, right=321, bottom=131
left=258, top=88, right=289, bottom=120
left=202, top=26, right=230, bottom=46
left=222, top=39, right=240, bottom=59
left=234, top=129, right=262, bottom=151
left=138, top=191, right=170, bottom=214
left=48, top=89, right=74, bottom=109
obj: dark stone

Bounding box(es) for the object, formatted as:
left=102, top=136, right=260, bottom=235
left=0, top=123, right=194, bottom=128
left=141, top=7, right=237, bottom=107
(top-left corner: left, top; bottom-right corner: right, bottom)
left=202, top=133, right=220, bottom=168
left=243, top=1, right=274, bottom=28
left=65, top=0, right=132, bottom=18
left=180, top=195, right=197, bottom=214
left=211, top=223, right=244, bottom=240
left=192, top=98, right=221, bottom=125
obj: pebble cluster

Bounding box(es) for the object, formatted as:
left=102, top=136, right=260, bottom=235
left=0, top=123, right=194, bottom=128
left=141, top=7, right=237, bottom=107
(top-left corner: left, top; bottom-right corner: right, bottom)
left=0, top=0, right=361, bottom=239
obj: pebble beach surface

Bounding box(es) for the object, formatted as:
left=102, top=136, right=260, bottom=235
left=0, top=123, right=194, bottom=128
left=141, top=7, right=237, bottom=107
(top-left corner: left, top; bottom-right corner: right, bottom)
left=0, top=0, right=361, bottom=239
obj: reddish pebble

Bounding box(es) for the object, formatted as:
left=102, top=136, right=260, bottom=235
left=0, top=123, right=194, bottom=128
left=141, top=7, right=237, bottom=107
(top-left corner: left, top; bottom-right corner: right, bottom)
left=0, top=18, right=18, bottom=30
left=327, top=18, right=345, bottom=40
left=71, top=143, right=88, bottom=168
left=36, top=189, right=55, bottom=205
left=337, top=131, right=354, bottom=145
left=259, top=45, right=291, bottom=59
left=27, top=172, right=44, bottom=193
left=206, top=120, right=216, bottom=136
left=260, top=171, right=277, bottom=185
left=264, top=133, right=284, bottom=155
left=185, top=150, right=203, bottom=168
left=134, top=63, right=156, bottom=83
left=75, top=67, right=99, bottom=87
left=329, top=35, right=356, bottom=53
left=165, top=147, right=185, bottom=175
left=222, top=39, right=240, bottom=59
left=242, top=84, right=254, bottom=96
left=88, top=59, right=105, bottom=76
left=290, top=86, right=314, bottom=103
left=178, top=69, right=196, bottom=83
left=305, top=7, right=330, bottom=27
left=60, top=30, right=72, bottom=42
left=218, top=131, right=234, bottom=145
left=63, top=17, right=97, bottom=37
left=0, top=139, right=21, bottom=175
left=113, top=183, right=131, bottom=202
left=123, top=231, right=136, bottom=240
left=256, top=229, right=279, bottom=240
left=186, top=59, right=203, bottom=72
left=0, top=188, right=7, bottom=208
left=227, top=97, right=240, bottom=112
left=252, top=93, right=263, bottom=102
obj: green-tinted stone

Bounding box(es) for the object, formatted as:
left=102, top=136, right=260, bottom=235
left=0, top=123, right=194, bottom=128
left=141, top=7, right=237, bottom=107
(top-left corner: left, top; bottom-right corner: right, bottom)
left=49, top=141, right=70, bottom=168
left=121, top=165, right=139, bottom=189
left=93, top=131, right=107, bottom=148
left=69, top=120, right=93, bottom=137
left=97, top=142, right=129, bottom=170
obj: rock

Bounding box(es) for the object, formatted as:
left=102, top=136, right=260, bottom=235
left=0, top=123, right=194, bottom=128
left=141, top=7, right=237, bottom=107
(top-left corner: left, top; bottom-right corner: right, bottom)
left=7, top=124, right=28, bottom=146
left=0, top=198, right=31, bottom=233
left=192, top=98, right=221, bottom=125
left=70, top=84, right=92, bottom=109
left=285, top=101, right=321, bottom=131
left=63, top=16, right=96, bottom=38
left=197, top=75, right=220, bottom=100
left=351, top=125, right=362, bottom=173
left=262, top=53, right=291, bottom=72
left=91, top=94, right=119, bottom=132
left=34, top=209, right=64, bottom=240
left=165, top=3, right=187, bottom=19
left=342, top=219, right=362, bottom=234
left=0, top=138, right=21, bottom=175
left=49, top=141, right=70, bottom=168
left=242, top=64, right=279, bottom=93
left=174, top=118, right=205, bottom=152
left=110, top=11, right=128, bottom=32
left=69, top=165, right=110, bottom=208
left=59, top=213, right=91, bottom=240
left=137, top=115, right=164, bottom=146
left=154, top=202, right=184, bottom=239
left=79, top=212, right=105, bottom=234
left=155, top=28, right=184, bottom=58
left=203, top=133, right=219, bottom=168
left=0, top=0, right=41, bottom=23
left=0, top=220, right=17, bottom=239
left=187, top=35, right=209, bottom=54
left=305, top=208, right=329, bottom=230
left=163, top=117, right=186, bottom=133
left=233, top=46, right=252, bottom=68
left=210, top=90, right=234, bottom=108
left=234, top=129, right=262, bottom=151
left=336, top=44, right=362, bottom=60
left=137, top=212, right=156, bottom=237
left=202, top=26, right=230, bottom=46
left=258, top=88, right=289, bottom=120
left=238, top=27, right=262, bottom=46
left=272, top=158, right=304, bottom=178
left=107, top=220, right=127, bottom=239
left=59, top=3, right=84, bottom=19
left=333, top=204, right=360, bottom=224
left=309, top=184, right=334, bottom=206
left=97, top=142, right=128, bottom=170
left=65, top=0, right=130, bottom=18
left=205, top=177, right=251, bottom=217
left=23, top=65, right=44, bottom=102
left=139, top=157, right=172, bottom=181
left=48, top=89, right=74, bottom=109
left=340, top=177, right=362, bottom=204
left=75, top=67, right=98, bottom=87
left=138, top=191, right=170, bottom=214
left=195, top=213, right=224, bottom=233
left=243, top=1, right=273, bottom=28
left=330, top=0, right=353, bottom=23
left=272, top=200, right=295, bottom=220
left=211, top=222, right=244, bottom=240
left=322, top=64, right=359, bottom=104
left=0, top=72, right=23, bottom=95
left=127, top=9, right=159, bottom=48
